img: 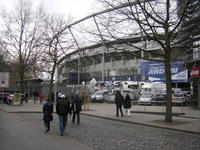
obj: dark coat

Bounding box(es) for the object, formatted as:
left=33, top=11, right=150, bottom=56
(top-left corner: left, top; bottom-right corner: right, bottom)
left=43, top=101, right=53, bottom=121
left=33, top=91, right=39, bottom=97
left=124, top=94, right=131, bottom=109
left=56, top=97, right=71, bottom=116
left=115, top=91, right=124, bottom=106
left=71, top=95, right=83, bottom=112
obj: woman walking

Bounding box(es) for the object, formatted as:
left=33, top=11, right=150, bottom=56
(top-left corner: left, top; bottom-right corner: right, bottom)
left=43, top=98, right=54, bottom=133
left=124, top=94, right=132, bottom=116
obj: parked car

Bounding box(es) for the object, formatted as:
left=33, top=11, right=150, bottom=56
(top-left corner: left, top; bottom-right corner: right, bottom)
left=182, top=91, right=191, bottom=105
left=7, top=93, right=24, bottom=104
left=0, top=92, right=10, bottom=104
left=105, top=93, right=115, bottom=103
left=7, top=94, right=13, bottom=104
left=138, top=93, right=153, bottom=105
left=91, top=90, right=109, bottom=103
left=153, top=94, right=167, bottom=105
left=121, top=89, right=138, bottom=101
left=172, top=93, right=186, bottom=106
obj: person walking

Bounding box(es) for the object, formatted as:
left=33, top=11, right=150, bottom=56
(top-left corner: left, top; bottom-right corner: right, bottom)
left=40, top=92, right=44, bottom=104
left=43, top=98, right=54, bottom=133
left=24, top=90, right=29, bottom=103
left=115, top=91, right=124, bottom=117
left=71, top=94, right=83, bottom=125
left=33, top=90, right=39, bottom=103
left=124, top=94, right=132, bottom=116
left=56, top=94, right=71, bottom=136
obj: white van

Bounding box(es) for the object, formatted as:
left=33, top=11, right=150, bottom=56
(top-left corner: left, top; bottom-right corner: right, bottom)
left=121, top=81, right=142, bottom=95
left=91, top=90, right=109, bottom=103
left=141, top=82, right=166, bottom=98
left=121, top=89, right=138, bottom=100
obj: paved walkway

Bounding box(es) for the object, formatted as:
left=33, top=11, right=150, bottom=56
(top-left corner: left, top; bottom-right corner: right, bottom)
left=0, top=101, right=200, bottom=135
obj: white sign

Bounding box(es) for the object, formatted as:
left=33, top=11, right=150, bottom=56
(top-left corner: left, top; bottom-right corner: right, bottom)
left=0, top=72, right=9, bottom=88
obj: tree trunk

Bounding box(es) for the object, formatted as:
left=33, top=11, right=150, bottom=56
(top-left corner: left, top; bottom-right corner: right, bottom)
left=19, top=70, right=24, bottom=94
left=165, top=50, right=173, bottom=122
left=48, top=62, right=56, bottom=101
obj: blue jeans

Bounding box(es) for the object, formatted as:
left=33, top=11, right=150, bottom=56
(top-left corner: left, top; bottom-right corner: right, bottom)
left=34, top=96, right=38, bottom=103
left=116, top=106, right=123, bottom=117
left=58, top=115, right=67, bottom=135
left=72, top=111, right=80, bottom=124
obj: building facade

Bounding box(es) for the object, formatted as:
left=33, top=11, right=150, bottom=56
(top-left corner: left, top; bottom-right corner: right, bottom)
left=178, top=0, right=200, bottom=108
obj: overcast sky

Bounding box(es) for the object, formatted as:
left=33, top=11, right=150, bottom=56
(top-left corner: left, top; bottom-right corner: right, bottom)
left=0, top=0, right=98, bottom=20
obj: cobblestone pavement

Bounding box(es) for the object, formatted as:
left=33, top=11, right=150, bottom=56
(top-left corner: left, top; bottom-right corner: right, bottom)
left=15, top=113, right=200, bottom=150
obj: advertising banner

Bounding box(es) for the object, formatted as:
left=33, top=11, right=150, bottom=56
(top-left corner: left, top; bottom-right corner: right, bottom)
left=190, top=66, right=200, bottom=78
left=140, top=61, right=188, bottom=82
left=0, top=72, right=9, bottom=88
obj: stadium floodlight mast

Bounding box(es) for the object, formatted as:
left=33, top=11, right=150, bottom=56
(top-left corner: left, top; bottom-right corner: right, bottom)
left=68, top=28, right=81, bottom=85
left=93, top=16, right=106, bottom=82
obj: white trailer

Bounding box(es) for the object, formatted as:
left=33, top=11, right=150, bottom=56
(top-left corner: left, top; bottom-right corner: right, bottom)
left=141, top=82, right=166, bottom=98
left=121, top=81, right=142, bottom=95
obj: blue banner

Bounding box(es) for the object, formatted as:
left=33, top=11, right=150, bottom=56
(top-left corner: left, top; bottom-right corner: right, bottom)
left=140, top=61, right=188, bottom=82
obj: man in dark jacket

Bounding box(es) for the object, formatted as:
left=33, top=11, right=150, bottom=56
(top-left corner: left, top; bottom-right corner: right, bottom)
left=71, top=94, right=83, bottom=124
left=115, top=91, right=124, bottom=117
left=33, top=90, right=39, bottom=103
left=56, top=94, right=71, bottom=136
left=43, top=99, right=54, bottom=133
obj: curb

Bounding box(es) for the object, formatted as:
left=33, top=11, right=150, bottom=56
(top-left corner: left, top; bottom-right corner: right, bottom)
left=179, top=115, right=200, bottom=119
left=1, top=108, right=200, bottom=135
left=131, top=111, right=185, bottom=116
left=81, top=113, right=200, bottom=135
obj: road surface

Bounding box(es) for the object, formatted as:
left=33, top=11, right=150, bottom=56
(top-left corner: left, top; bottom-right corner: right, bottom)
left=0, top=110, right=93, bottom=150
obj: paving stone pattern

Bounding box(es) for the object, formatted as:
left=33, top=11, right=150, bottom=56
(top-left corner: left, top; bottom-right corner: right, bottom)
left=16, top=113, right=200, bottom=150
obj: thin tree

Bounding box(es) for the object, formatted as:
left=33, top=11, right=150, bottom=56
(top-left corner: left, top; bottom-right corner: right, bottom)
left=96, top=0, right=190, bottom=122
left=41, top=15, right=75, bottom=101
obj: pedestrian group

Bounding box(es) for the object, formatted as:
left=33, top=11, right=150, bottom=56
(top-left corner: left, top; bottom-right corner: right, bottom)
left=42, top=93, right=83, bottom=136
left=115, top=91, right=132, bottom=117
left=42, top=90, right=131, bottom=136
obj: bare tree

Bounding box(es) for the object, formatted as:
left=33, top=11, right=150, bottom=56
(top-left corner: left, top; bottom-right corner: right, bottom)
left=96, top=0, right=190, bottom=122
left=0, top=39, right=9, bottom=71
left=0, top=0, right=47, bottom=93
left=41, top=15, right=75, bottom=100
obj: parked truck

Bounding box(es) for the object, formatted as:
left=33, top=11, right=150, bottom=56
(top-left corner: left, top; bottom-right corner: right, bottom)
left=141, top=82, right=166, bottom=98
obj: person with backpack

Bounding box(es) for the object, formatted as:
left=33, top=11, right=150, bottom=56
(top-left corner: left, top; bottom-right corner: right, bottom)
left=71, top=94, right=83, bottom=124
left=43, top=98, right=54, bottom=133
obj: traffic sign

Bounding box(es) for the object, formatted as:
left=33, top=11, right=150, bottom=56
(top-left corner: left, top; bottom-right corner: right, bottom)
left=0, top=72, right=9, bottom=88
